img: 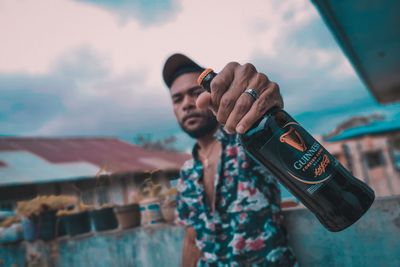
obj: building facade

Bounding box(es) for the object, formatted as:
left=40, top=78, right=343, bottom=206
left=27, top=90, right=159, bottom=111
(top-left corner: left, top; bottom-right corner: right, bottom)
left=321, top=119, right=400, bottom=197
left=0, top=137, right=189, bottom=212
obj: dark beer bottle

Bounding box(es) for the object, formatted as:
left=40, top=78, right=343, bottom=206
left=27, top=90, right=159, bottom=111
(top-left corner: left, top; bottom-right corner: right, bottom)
left=198, top=68, right=375, bottom=232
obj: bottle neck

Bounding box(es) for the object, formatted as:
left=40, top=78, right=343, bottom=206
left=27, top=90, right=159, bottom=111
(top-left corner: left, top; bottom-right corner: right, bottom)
left=198, top=68, right=217, bottom=92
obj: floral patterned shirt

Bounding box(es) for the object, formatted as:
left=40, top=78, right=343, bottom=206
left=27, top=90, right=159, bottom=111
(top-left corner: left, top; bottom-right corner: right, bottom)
left=176, top=128, right=298, bottom=267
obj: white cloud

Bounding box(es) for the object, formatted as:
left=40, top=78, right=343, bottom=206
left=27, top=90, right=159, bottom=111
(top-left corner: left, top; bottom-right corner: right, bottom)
left=0, top=0, right=335, bottom=103
left=0, top=0, right=320, bottom=78
left=1, top=0, right=379, bottom=148
left=76, top=0, right=182, bottom=27
left=28, top=48, right=176, bottom=136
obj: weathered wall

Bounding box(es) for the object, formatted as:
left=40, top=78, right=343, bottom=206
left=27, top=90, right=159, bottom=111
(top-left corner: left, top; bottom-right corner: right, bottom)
left=56, top=226, right=184, bottom=267
left=0, top=243, right=25, bottom=267
left=0, top=196, right=399, bottom=267
left=285, top=196, right=400, bottom=267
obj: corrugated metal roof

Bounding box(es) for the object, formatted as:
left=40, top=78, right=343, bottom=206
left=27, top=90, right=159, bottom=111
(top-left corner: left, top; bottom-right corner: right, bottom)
left=0, top=137, right=190, bottom=186
left=325, top=119, right=400, bottom=142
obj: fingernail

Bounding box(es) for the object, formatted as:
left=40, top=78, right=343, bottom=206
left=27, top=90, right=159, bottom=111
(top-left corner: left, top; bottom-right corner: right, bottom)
left=224, top=127, right=232, bottom=134
left=236, top=125, right=245, bottom=134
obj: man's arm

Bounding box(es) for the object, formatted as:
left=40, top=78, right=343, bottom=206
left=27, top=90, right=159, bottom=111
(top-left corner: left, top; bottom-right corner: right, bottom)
left=181, top=227, right=202, bottom=267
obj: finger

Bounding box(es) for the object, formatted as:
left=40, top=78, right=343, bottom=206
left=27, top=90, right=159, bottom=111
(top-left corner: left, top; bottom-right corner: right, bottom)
left=236, top=82, right=283, bottom=134
left=216, top=63, right=258, bottom=124
left=216, top=89, right=243, bottom=125
left=248, top=72, right=270, bottom=95
left=217, top=65, right=264, bottom=126
left=196, top=92, right=217, bottom=115
left=209, top=62, right=238, bottom=112
left=223, top=92, right=254, bottom=133
left=196, top=91, right=211, bottom=109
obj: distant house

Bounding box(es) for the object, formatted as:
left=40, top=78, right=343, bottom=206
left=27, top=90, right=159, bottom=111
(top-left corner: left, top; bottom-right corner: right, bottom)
left=321, top=118, right=400, bottom=197
left=0, top=137, right=190, bottom=211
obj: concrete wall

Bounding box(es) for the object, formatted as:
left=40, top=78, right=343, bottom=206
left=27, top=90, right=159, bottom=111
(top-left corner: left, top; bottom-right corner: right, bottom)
left=56, top=226, right=184, bottom=267
left=0, top=226, right=184, bottom=267
left=0, top=197, right=399, bottom=267
left=0, top=243, right=25, bottom=267
left=285, top=196, right=400, bottom=267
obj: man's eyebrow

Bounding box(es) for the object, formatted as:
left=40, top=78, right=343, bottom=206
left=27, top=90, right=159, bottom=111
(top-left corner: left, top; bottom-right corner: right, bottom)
left=171, top=92, right=182, bottom=98
left=171, top=86, right=204, bottom=98
left=187, top=86, right=204, bottom=93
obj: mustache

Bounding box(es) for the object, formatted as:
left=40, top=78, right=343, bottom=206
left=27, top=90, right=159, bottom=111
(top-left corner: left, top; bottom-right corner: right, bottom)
left=182, top=112, right=205, bottom=123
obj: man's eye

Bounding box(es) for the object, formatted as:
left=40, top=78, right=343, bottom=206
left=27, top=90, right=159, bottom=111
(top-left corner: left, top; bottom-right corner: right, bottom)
left=173, top=97, right=182, bottom=103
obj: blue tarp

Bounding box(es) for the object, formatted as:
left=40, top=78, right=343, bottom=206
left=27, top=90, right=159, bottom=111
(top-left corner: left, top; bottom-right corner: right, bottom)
left=325, top=119, right=400, bottom=142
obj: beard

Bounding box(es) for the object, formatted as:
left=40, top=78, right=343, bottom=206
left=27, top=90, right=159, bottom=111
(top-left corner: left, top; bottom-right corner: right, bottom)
left=179, top=109, right=219, bottom=139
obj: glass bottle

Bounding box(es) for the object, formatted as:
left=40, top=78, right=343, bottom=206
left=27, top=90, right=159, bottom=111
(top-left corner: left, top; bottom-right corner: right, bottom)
left=198, top=68, right=375, bottom=232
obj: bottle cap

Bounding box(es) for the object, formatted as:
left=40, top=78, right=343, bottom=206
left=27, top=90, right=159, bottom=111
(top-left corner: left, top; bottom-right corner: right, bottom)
left=197, top=68, right=216, bottom=91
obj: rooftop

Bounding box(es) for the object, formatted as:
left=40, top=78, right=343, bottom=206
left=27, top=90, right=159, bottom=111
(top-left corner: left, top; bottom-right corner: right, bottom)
left=325, top=118, right=400, bottom=142
left=0, top=137, right=190, bottom=187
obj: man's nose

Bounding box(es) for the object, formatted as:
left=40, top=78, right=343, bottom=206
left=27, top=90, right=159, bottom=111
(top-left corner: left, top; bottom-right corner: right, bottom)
left=182, top=95, right=197, bottom=111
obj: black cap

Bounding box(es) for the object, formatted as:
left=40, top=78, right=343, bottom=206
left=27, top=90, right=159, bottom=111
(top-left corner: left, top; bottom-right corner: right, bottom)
left=162, top=53, right=205, bottom=88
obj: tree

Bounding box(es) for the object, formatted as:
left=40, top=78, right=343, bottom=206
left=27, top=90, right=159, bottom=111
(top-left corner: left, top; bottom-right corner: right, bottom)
left=134, top=134, right=178, bottom=151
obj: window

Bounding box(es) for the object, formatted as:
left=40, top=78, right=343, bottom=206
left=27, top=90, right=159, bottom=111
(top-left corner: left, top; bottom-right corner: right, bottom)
left=390, top=136, right=400, bottom=171
left=96, top=186, right=110, bottom=206
left=342, top=144, right=353, bottom=173
left=365, top=150, right=385, bottom=169
left=391, top=149, right=400, bottom=171
left=81, top=189, right=95, bottom=206
left=0, top=201, right=15, bottom=211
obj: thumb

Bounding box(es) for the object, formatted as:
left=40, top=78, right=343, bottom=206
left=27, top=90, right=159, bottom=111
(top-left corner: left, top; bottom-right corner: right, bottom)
left=196, top=92, right=211, bottom=109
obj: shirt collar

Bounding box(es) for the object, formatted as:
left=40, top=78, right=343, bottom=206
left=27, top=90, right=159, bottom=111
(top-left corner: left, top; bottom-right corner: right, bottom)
left=190, top=126, right=234, bottom=160
left=213, top=127, right=230, bottom=143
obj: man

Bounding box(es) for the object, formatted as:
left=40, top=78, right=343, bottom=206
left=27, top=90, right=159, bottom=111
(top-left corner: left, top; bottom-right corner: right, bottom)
left=163, top=53, right=297, bottom=267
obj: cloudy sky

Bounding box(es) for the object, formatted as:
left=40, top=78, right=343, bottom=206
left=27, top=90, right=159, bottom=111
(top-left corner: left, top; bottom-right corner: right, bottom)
left=1, top=0, right=399, bottom=151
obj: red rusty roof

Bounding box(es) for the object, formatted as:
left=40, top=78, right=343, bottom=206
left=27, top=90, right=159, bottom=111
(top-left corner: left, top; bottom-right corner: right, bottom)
left=0, top=137, right=190, bottom=175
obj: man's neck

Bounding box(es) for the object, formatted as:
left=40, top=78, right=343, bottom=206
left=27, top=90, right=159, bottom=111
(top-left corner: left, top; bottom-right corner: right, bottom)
left=196, top=128, right=218, bottom=151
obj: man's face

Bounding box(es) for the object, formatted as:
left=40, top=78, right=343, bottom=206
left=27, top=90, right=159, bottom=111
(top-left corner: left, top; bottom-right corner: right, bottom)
left=170, top=72, right=218, bottom=139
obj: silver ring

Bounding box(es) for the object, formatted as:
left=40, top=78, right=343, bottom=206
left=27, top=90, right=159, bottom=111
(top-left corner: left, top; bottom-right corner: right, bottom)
left=244, top=88, right=259, bottom=101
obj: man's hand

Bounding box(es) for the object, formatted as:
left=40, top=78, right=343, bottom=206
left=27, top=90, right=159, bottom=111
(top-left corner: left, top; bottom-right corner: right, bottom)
left=196, top=62, right=283, bottom=134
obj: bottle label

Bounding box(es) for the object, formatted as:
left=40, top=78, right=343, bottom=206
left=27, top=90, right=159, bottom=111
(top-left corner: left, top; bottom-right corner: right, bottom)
left=260, top=122, right=337, bottom=195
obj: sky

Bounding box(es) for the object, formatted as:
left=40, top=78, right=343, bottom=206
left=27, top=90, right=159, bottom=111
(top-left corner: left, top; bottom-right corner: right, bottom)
left=1, top=0, right=399, bottom=152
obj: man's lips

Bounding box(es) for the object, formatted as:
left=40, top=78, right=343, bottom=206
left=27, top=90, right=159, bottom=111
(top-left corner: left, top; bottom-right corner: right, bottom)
left=183, top=114, right=203, bottom=124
